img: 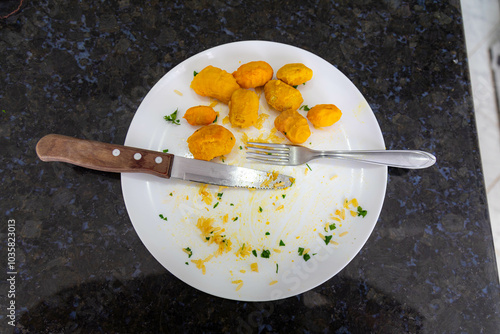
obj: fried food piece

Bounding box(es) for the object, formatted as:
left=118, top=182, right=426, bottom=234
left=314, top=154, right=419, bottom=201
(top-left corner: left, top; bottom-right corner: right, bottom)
left=264, top=80, right=303, bottom=112
left=228, top=89, right=259, bottom=128
left=276, top=63, right=313, bottom=86
left=183, top=106, right=218, bottom=126
left=307, top=104, right=342, bottom=127
left=187, top=124, right=235, bottom=161
left=190, top=65, right=240, bottom=104
left=232, top=61, right=274, bottom=88
left=274, top=109, right=311, bottom=144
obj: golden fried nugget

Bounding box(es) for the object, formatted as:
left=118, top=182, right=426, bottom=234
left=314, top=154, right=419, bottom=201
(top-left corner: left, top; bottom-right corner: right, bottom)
left=190, top=66, right=240, bottom=104
left=187, top=124, right=235, bottom=161
left=274, top=109, right=311, bottom=144
left=307, top=104, right=342, bottom=127
left=232, top=61, right=274, bottom=88
left=183, top=106, right=218, bottom=126
left=276, top=63, right=313, bottom=86
left=228, top=89, right=259, bottom=128
left=264, top=80, right=303, bottom=112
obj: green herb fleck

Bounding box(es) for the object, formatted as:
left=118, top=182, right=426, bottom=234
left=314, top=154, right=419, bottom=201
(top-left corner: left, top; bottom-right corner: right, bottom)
left=184, top=247, right=193, bottom=258
left=185, top=262, right=189, bottom=265
left=2, top=110, right=6, bottom=113
left=163, top=149, right=169, bottom=153
left=299, top=105, right=310, bottom=111
left=279, top=240, right=285, bottom=247
left=213, top=114, right=218, bottom=123
left=324, top=235, right=333, bottom=245
left=303, top=253, right=311, bottom=261
left=217, top=192, right=223, bottom=200
left=306, top=163, right=312, bottom=171
left=232, top=216, right=238, bottom=222
left=213, top=202, right=219, bottom=209
left=194, top=71, right=199, bottom=76
left=329, top=223, right=336, bottom=231
left=298, top=247, right=305, bottom=256
left=252, top=250, right=257, bottom=257
left=259, top=206, right=263, bottom=213
left=261, top=249, right=271, bottom=258
left=282, top=194, right=286, bottom=199
left=169, top=192, right=173, bottom=196
left=357, top=206, right=368, bottom=218
left=265, top=232, right=270, bottom=236
left=230, top=203, right=234, bottom=206
left=293, top=85, right=298, bottom=89
left=164, top=109, right=181, bottom=125
left=276, top=263, right=279, bottom=273
left=239, top=146, right=243, bottom=150
left=159, top=214, right=168, bottom=221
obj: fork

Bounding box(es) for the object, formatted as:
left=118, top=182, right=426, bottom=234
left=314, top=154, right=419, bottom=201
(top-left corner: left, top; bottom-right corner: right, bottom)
left=246, top=142, right=436, bottom=169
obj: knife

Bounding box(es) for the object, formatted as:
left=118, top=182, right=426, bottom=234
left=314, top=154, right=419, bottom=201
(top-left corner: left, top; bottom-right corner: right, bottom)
left=35, top=134, right=294, bottom=189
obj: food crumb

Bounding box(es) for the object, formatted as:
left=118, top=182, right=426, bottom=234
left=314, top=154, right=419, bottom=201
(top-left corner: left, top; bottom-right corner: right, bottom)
left=174, top=89, right=183, bottom=96
left=269, top=280, right=278, bottom=286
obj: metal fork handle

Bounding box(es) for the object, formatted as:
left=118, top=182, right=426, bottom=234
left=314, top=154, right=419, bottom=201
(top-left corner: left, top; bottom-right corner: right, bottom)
left=312, top=150, right=436, bottom=169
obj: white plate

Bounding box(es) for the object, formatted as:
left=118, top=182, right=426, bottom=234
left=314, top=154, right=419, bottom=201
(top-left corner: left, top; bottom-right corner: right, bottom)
left=122, top=41, right=387, bottom=301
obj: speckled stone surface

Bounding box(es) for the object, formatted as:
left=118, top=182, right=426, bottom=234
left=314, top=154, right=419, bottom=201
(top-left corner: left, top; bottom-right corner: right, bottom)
left=1, top=0, right=499, bottom=332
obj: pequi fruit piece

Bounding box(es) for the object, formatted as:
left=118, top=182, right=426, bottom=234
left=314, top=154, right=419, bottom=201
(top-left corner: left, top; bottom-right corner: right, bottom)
left=274, top=109, right=311, bottom=144
left=307, top=104, right=342, bottom=127
left=232, top=61, right=274, bottom=88
left=187, top=124, right=235, bottom=161
left=228, top=89, right=259, bottom=128
left=264, top=80, right=303, bottom=112
left=183, top=106, right=218, bottom=126
left=276, top=63, right=313, bottom=86
left=190, top=66, right=240, bottom=104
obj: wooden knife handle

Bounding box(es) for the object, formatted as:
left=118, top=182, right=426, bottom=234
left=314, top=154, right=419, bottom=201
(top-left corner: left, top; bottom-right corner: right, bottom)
left=36, top=134, right=174, bottom=178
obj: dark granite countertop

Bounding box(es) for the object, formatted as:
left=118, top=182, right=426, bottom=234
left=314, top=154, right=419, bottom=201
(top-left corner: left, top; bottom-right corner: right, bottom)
left=2, top=0, right=500, bottom=332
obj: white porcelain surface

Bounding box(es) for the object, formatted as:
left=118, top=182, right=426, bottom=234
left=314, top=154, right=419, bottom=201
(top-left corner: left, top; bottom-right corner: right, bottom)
left=462, top=0, right=500, bottom=275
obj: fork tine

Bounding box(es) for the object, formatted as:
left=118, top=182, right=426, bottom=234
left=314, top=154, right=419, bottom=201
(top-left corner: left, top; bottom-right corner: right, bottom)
left=247, top=142, right=291, bottom=150
left=246, top=152, right=288, bottom=159
left=245, top=147, right=289, bottom=155
left=246, top=157, right=290, bottom=165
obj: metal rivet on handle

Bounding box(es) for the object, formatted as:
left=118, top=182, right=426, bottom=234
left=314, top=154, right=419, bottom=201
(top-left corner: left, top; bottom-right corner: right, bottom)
left=155, top=156, right=163, bottom=164
left=112, top=149, right=120, bottom=156
left=134, top=153, right=142, bottom=160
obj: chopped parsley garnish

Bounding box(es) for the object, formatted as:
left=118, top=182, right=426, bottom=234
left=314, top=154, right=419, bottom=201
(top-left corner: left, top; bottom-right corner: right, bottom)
left=329, top=223, right=336, bottom=231
left=185, top=262, right=188, bottom=265
left=293, top=85, right=298, bottom=89
left=259, top=206, right=263, bottom=212
left=276, top=263, right=279, bottom=273
left=282, top=194, right=286, bottom=199
left=324, top=235, right=333, bottom=245
left=193, top=70, right=198, bottom=76
left=357, top=206, right=368, bottom=218
left=230, top=203, right=234, bottom=206
left=261, top=249, right=271, bottom=258
left=299, top=105, right=310, bottom=111
left=213, top=114, right=218, bottom=123
left=159, top=214, right=168, bottom=221
left=163, top=149, right=169, bottom=153
left=303, top=253, right=311, bottom=261
left=279, top=240, right=285, bottom=247
left=232, top=217, right=238, bottom=222
left=298, top=247, right=304, bottom=256
left=169, top=192, right=173, bottom=196
left=164, top=109, right=181, bottom=125
left=306, top=163, right=312, bottom=171
left=184, top=247, right=193, bottom=258
left=213, top=202, right=219, bottom=209
left=265, top=232, right=270, bottom=236
left=239, top=146, right=243, bottom=150
left=252, top=250, right=258, bottom=257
